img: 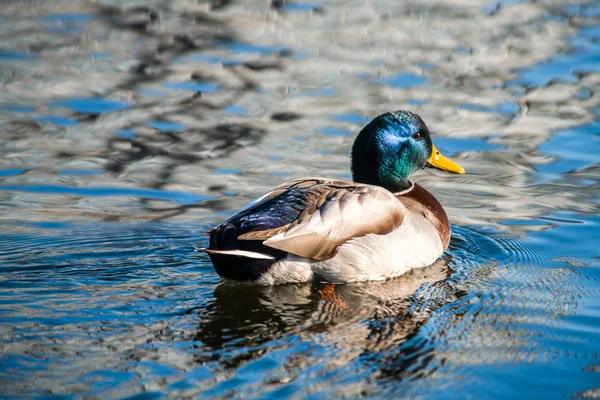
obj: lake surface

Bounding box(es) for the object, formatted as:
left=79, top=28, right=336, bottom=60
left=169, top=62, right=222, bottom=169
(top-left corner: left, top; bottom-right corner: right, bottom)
left=1, top=0, right=599, bottom=398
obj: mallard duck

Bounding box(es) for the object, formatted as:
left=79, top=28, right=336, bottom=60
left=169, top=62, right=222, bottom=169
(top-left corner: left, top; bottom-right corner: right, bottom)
left=206, top=110, right=464, bottom=285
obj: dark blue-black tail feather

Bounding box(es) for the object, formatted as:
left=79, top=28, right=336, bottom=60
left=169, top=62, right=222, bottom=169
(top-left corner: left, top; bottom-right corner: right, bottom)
left=207, top=251, right=277, bottom=282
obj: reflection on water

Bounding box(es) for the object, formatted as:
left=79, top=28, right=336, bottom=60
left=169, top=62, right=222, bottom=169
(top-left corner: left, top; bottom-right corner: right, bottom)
left=0, top=0, right=599, bottom=398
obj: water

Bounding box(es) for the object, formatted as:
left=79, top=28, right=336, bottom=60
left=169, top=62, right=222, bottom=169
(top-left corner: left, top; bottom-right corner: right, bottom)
left=0, top=0, right=599, bottom=398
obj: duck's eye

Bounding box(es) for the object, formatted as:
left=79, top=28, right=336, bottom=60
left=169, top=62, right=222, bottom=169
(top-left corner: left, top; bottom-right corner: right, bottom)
left=412, top=131, right=422, bottom=141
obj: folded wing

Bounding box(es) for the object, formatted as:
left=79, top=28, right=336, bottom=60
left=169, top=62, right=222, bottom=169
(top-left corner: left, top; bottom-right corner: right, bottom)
left=233, top=178, right=406, bottom=260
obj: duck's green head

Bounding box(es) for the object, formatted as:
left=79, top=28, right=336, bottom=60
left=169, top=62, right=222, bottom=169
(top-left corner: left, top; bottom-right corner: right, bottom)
left=351, top=110, right=464, bottom=191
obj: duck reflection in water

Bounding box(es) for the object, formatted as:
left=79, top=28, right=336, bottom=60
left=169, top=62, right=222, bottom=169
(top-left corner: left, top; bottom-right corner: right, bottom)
left=194, top=257, right=459, bottom=375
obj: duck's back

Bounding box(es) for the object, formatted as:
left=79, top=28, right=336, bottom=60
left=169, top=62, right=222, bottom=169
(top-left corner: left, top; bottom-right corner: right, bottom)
left=207, top=178, right=407, bottom=282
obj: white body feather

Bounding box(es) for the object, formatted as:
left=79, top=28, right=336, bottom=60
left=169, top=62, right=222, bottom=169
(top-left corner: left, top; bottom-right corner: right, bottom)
left=255, top=211, right=444, bottom=285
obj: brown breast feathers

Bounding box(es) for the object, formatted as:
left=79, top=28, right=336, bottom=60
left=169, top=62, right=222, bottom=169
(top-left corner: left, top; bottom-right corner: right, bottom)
left=398, top=183, right=450, bottom=250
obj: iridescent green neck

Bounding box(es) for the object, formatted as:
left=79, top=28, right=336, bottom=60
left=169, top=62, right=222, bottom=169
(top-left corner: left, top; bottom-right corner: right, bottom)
left=351, top=133, right=414, bottom=192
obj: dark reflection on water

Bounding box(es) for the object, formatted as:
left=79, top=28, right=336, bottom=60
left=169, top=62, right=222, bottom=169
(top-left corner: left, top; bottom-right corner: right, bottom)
left=1, top=0, right=600, bottom=398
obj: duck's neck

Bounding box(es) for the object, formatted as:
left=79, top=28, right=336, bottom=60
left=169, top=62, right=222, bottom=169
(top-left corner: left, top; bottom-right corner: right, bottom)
left=382, top=177, right=414, bottom=194
left=352, top=169, right=414, bottom=193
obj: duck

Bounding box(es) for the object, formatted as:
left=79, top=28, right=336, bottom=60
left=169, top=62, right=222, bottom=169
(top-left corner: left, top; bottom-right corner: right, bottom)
left=206, top=110, right=465, bottom=285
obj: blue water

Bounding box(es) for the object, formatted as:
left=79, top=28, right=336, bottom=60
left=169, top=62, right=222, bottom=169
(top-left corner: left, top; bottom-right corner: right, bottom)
left=0, top=0, right=599, bottom=399
left=145, top=120, right=188, bottom=132
left=378, top=73, right=428, bottom=88
left=165, top=81, right=221, bottom=93
left=1, top=216, right=597, bottom=398
left=333, top=113, right=372, bottom=125
left=49, top=98, right=132, bottom=114
left=0, top=185, right=213, bottom=204
left=280, top=3, right=322, bottom=13
left=315, top=126, right=352, bottom=136
left=538, top=121, right=599, bottom=174
left=0, top=51, right=36, bottom=61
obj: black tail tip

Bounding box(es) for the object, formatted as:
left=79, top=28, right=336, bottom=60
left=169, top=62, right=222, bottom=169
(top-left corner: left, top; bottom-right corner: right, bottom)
left=208, top=251, right=276, bottom=282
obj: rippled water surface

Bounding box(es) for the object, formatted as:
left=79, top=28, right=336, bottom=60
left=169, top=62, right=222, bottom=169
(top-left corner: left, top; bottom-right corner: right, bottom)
left=1, top=0, right=599, bottom=398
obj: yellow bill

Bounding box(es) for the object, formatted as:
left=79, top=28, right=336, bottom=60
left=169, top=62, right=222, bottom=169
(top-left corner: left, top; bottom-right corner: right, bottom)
left=427, top=143, right=465, bottom=174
